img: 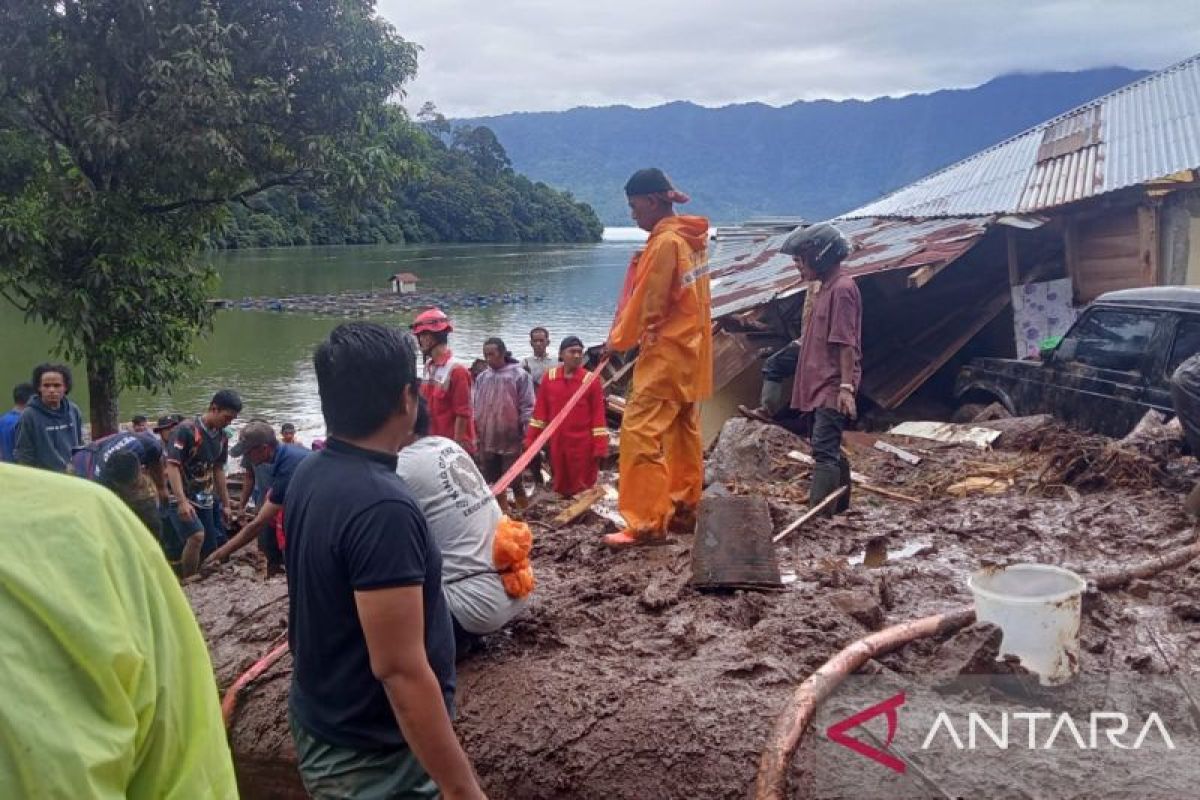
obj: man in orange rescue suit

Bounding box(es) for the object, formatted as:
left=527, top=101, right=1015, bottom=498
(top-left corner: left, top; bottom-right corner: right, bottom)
left=412, top=308, right=478, bottom=455
left=603, top=168, right=711, bottom=548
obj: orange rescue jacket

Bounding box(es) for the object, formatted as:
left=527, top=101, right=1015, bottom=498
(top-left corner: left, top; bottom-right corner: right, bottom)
left=609, top=215, right=713, bottom=402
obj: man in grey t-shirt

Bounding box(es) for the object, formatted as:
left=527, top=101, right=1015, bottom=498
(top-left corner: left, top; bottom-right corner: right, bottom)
left=396, top=403, right=529, bottom=641
left=520, top=326, right=558, bottom=388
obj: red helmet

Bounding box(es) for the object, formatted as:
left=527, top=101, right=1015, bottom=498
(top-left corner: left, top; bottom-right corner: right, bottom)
left=411, top=307, right=453, bottom=335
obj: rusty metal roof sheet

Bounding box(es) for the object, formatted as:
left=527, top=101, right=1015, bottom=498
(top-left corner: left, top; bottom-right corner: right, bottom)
left=709, top=216, right=992, bottom=320
left=845, top=54, right=1200, bottom=219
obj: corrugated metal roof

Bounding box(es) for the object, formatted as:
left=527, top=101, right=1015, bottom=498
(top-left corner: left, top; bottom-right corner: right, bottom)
left=709, top=216, right=992, bottom=319
left=846, top=53, right=1200, bottom=219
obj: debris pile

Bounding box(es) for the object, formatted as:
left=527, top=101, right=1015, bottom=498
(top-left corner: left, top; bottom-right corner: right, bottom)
left=188, top=414, right=1200, bottom=799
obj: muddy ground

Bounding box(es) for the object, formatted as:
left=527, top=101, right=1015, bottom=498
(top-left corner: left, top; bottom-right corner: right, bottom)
left=187, top=418, right=1200, bottom=799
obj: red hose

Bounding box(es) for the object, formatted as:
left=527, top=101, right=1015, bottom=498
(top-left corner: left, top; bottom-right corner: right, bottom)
left=491, top=356, right=610, bottom=496
left=221, top=357, right=615, bottom=727
left=221, top=640, right=290, bottom=728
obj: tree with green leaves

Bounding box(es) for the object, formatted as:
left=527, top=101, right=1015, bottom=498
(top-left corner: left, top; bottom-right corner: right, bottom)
left=0, top=0, right=419, bottom=435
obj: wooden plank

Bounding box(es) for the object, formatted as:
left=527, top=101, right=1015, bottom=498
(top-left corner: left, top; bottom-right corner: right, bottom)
left=1007, top=229, right=1020, bottom=286
left=1138, top=204, right=1160, bottom=285
left=907, top=262, right=951, bottom=289
left=1076, top=254, right=1143, bottom=275
left=873, top=440, right=921, bottom=465
left=772, top=488, right=848, bottom=543
left=602, top=357, right=636, bottom=390
left=1063, top=220, right=1079, bottom=303
left=709, top=330, right=757, bottom=393
left=550, top=485, right=607, bottom=528
left=786, top=451, right=920, bottom=503
left=1077, top=238, right=1141, bottom=260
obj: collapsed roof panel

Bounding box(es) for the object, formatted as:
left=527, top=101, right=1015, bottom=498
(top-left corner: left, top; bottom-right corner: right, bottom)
left=709, top=216, right=994, bottom=320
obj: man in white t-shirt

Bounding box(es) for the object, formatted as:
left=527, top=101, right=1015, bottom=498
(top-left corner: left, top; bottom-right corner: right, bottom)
left=397, top=399, right=529, bottom=649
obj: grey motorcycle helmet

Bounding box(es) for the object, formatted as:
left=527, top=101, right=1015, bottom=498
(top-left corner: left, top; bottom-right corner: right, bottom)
left=780, top=223, right=851, bottom=273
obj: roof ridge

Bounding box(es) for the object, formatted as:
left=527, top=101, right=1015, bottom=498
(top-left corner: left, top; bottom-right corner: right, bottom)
left=846, top=51, right=1200, bottom=216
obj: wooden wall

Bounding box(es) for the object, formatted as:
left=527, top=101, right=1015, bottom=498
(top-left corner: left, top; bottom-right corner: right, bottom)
left=1066, top=204, right=1158, bottom=302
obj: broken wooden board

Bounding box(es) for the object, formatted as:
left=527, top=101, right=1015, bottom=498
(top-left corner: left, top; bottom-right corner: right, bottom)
left=945, top=476, right=1014, bottom=497
left=873, top=440, right=921, bottom=465
left=690, top=495, right=782, bottom=590
left=550, top=486, right=607, bottom=528
left=772, top=488, right=848, bottom=543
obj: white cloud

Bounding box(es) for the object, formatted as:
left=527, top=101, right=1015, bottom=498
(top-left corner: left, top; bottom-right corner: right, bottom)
left=377, top=0, right=1200, bottom=117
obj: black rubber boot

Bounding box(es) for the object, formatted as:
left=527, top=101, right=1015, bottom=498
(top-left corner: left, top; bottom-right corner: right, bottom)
left=809, top=463, right=842, bottom=518
left=836, top=457, right=852, bottom=514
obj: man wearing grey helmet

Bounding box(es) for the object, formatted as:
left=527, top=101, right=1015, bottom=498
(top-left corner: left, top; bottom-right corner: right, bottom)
left=781, top=222, right=860, bottom=516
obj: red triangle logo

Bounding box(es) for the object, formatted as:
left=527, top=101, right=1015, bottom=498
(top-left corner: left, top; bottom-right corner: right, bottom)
left=825, top=691, right=907, bottom=774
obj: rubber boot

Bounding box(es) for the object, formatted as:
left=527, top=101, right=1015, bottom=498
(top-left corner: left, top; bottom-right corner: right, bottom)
left=761, top=379, right=787, bottom=418
left=836, top=457, right=852, bottom=514
left=809, top=463, right=842, bottom=518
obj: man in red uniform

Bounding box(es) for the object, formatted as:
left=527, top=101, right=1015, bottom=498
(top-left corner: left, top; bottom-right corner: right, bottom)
left=412, top=308, right=477, bottom=455
left=525, top=336, right=607, bottom=497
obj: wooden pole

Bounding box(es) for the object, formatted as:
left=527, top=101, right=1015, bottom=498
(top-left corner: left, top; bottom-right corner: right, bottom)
left=772, top=487, right=847, bottom=543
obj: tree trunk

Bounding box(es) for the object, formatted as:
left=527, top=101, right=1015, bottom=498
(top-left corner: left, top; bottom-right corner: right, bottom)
left=87, top=354, right=119, bottom=438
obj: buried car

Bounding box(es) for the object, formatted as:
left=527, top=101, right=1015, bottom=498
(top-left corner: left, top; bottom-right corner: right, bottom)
left=954, top=287, right=1200, bottom=437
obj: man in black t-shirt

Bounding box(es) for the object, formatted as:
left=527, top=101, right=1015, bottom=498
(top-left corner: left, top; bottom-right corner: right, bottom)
left=285, top=323, right=483, bottom=799
left=165, top=390, right=242, bottom=577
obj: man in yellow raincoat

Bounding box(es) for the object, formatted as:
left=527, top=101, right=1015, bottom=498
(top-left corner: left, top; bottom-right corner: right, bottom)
left=604, top=168, right=712, bottom=547
left=0, top=463, right=237, bottom=798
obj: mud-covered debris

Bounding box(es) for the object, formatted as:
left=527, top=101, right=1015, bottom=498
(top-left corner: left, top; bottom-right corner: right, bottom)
left=978, top=414, right=1056, bottom=449
left=639, top=573, right=687, bottom=613
left=926, top=622, right=1004, bottom=679
left=1171, top=600, right=1200, bottom=622
left=1081, top=630, right=1109, bottom=654
left=1127, top=579, right=1155, bottom=599
left=704, top=417, right=804, bottom=486
left=828, top=590, right=884, bottom=630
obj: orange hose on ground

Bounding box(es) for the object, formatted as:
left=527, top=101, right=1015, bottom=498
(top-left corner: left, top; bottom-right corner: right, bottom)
left=492, top=356, right=610, bottom=496
left=753, top=607, right=975, bottom=800
left=221, top=639, right=290, bottom=728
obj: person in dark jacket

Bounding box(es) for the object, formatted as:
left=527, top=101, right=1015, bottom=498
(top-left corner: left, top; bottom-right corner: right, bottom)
left=14, top=363, right=84, bottom=472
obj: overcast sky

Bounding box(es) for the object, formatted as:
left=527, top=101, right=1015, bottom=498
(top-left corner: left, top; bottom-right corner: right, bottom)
left=376, top=0, right=1200, bottom=118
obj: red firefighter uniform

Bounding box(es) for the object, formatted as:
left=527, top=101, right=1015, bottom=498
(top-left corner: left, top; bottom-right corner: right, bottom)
left=525, top=366, right=607, bottom=496
left=609, top=215, right=712, bottom=540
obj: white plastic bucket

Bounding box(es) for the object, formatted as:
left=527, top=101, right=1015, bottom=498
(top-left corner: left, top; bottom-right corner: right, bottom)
left=967, top=564, right=1086, bottom=685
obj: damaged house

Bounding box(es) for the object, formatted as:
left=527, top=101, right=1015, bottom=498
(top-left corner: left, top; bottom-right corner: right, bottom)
left=698, top=53, right=1200, bottom=443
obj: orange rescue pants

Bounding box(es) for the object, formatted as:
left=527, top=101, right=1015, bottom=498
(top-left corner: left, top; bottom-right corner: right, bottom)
left=617, top=390, right=703, bottom=536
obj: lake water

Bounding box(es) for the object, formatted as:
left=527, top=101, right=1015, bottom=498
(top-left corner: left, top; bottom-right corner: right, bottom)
left=1, top=229, right=648, bottom=442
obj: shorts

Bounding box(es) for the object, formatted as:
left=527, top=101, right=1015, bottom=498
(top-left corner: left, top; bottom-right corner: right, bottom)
left=289, top=713, right=437, bottom=800
left=477, top=451, right=519, bottom=484
left=161, top=500, right=221, bottom=560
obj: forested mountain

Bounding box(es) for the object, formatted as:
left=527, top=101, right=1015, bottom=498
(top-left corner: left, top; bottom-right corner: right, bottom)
left=466, top=68, right=1147, bottom=225
left=212, top=123, right=603, bottom=248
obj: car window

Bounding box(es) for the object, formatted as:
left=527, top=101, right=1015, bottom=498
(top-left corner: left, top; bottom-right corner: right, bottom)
left=1167, top=318, right=1200, bottom=376
left=1059, top=308, right=1160, bottom=373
